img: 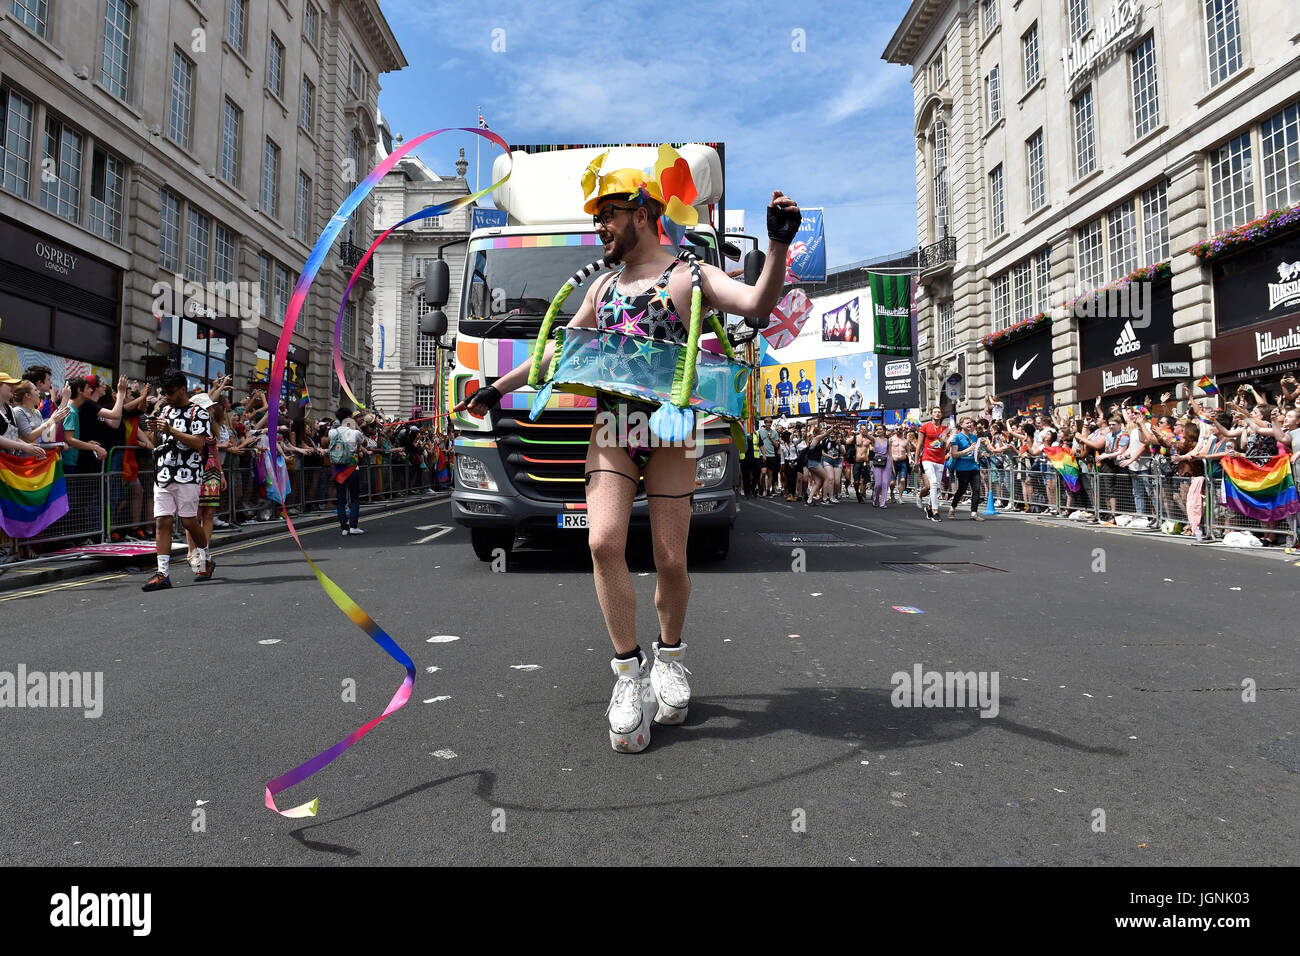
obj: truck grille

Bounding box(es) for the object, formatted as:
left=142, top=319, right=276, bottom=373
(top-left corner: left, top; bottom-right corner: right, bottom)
left=494, top=408, right=640, bottom=503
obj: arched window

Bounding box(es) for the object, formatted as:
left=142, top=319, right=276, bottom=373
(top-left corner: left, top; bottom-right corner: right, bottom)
left=932, top=120, right=949, bottom=239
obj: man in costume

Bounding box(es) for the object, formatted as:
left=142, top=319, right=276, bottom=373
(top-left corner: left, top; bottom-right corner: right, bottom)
left=455, top=153, right=799, bottom=752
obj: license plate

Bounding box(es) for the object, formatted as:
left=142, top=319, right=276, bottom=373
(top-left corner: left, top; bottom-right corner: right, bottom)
left=557, top=513, right=588, bottom=529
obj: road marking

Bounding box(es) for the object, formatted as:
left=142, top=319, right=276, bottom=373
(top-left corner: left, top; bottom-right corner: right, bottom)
left=411, top=524, right=452, bottom=544
left=0, top=572, right=127, bottom=603
left=813, top=514, right=897, bottom=539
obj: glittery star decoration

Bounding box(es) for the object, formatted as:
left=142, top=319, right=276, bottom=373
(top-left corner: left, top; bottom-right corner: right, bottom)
left=600, top=334, right=641, bottom=379
left=606, top=286, right=632, bottom=318
left=630, top=336, right=666, bottom=363
left=651, top=285, right=672, bottom=307
left=610, top=308, right=647, bottom=336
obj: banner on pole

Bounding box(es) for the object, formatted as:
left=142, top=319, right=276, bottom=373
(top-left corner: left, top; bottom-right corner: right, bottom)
left=787, top=209, right=826, bottom=282
left=868, top=272, right=912, bottom=356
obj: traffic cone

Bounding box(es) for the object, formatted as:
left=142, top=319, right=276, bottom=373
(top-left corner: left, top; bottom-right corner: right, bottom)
left=982, top=484, right=998, bottom=516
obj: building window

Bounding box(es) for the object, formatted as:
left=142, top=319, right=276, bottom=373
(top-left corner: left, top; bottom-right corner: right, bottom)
left=159, top=189, right=181, bottom=272
left=1204, top=0, right=1243, bottom=88
left=993, top=274, right=1010, bottom=328
left=989, top=164, right=1005, bottom=237
left=0, top=88, right=35, bottom=197
left=1073, top=88, right=1097, bottom=179
left=40, top=116, right=82, bottom=222
left=1068, top=0, right=1090, bottom=45
left=1076, top=218, right=1104, bottom=292
left=88, top=147, right=124, bottom=243
left=1141, top=181, right=1170, bottom=263
left=162, top=318, right=232, bottom=394
left=1022, top=23, right=1041, bottom=91
left=985, top=65, right=1001, bottom=126
left=348, top=50, right=364, bottom=97
left=259, top=253, right=271, bottom=315
left=185, top=207, right=210, bottom=281
left=303, top=2, right=319, bottom=47
left=1012, top=260, right=1034, bottom=321
left=1034, top=248, right=1052, bottom=313
left=1027, top=130, right=1046, bottom=211
left=421, top=205, right=442, bottom=230
left=296, top=171, right=312, bottom=239
left=268, top=34, right=284, bottom=99
left=169, top=48, right=194, bottom=151
left=1209, top=131, right=1254, bottom=233
left=932, top=49, right=945, bottom=90
left=227, top=0, right=248, bottom=55
left=300, top=77, right=315, bottom=133
left=220, top=99, right=241, bottom=187
left=938, top=300, right=954, bottom=353
left=274, top=264, right=291, bottom=322
left=1261, top=99, right=1300, bottom=212
left=100, top=0, right=134, bottom=100
left=413, top=385, right=438, bottom=412
left=10, top=0, right=46, bottom=37
left=982, top=0, right=997, bottom=41
left=1107, top=200, right=1138, bottom=278
left=414, top=257, right=436, bottom=278
left=263, top=138, right=280, bottom=218
left=932, top=119, right=949, bottom=239
left=214, top=225, right=235, bottom=284
left=416, top=294, right=439, bottom=364
left=1130, top=35, right=1159, bottom=139
left=342, top=302, right=357, bottom=354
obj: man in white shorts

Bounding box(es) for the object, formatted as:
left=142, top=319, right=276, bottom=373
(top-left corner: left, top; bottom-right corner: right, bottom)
left=141, top=369, right=214, bottom=591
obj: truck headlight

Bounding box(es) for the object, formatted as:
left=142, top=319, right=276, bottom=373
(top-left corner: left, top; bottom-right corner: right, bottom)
left=456, top=456, right=498, bottom=493
left=695, top=452, right=727, bottom=487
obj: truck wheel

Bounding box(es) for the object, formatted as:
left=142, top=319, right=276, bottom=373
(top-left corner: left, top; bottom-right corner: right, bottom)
left=691, top=526, right=730, bottom=560
left=471, top=528, right=514, bottom=562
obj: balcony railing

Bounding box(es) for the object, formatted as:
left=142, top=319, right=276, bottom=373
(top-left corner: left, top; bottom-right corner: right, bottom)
left=919, top=236, right=956, bottom=271
left=340, top=240, right=374, bottom=279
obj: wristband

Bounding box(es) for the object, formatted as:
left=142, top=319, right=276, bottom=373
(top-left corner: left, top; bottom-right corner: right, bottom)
left=767, top=203, right=801, bottom=244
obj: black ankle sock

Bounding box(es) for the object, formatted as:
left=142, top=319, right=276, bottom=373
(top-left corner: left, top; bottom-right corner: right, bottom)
left=614, top=646, right=642, bottom=661
left=657, top=636, right=681, bottom=649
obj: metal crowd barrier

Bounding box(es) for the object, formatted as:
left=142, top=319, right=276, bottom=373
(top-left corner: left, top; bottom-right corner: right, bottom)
left=3, top=446, right=447, bottom=558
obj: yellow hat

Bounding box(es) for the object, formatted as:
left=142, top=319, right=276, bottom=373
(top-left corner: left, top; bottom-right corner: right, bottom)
left=582, top=164, right=662, bottom=216
left=580, top=146, right=697, bottom=228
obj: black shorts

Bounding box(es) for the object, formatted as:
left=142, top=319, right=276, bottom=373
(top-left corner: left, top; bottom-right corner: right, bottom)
left=852, top=461, right=868, bottom=481
left=764, top=455, right=779, bottom=472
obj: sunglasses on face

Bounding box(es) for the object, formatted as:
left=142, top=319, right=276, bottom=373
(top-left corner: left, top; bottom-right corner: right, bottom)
left=592, top=205, right=637, bottom=228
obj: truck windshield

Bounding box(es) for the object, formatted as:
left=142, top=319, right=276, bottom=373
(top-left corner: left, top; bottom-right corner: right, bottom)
left=463, top=243, right=605, bottom=323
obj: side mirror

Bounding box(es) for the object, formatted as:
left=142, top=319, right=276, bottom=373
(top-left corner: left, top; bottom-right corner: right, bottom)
left=743, top=250, right=765, bottom=286
left=420, top=309, right=448, bottom=338
left=721, top=240, right=742, bottom=261
left=424, top=259, right=450, bottom=308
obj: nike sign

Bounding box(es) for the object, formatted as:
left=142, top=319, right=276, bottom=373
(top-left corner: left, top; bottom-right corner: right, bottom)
left=1011, top=354, right=1038, bottom=381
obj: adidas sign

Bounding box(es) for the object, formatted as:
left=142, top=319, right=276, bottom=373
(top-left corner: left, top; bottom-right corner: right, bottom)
left=1113, top=321, right=1141, bottom=357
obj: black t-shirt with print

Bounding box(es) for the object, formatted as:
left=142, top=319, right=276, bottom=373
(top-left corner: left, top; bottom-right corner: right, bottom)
left=152, top=403, right=211, bottom=486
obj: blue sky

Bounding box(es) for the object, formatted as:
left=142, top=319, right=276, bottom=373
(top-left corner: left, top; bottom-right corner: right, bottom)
left=375, top=0, right=918, bottom=268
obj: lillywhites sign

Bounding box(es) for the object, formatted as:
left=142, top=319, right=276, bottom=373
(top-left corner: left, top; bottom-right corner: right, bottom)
left=1102, top=366, right=1139, bottom=392
left=1267, top=261, right=1300, bottom=312
left=1063, top=1, right=1141, bottom=89
left=1255, top=322, right=1300, bottom=361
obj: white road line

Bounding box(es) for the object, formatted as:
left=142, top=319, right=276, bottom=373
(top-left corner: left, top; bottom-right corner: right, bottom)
left=813, top=514, right=898, bottom=539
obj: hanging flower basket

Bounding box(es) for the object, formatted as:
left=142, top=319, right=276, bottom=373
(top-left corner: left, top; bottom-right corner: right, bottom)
left=981, top=312, right=1051, bottom=349
left=1189, top=203, right=1300, bottom=261
left=1063, top=260, right=1171, bottom=315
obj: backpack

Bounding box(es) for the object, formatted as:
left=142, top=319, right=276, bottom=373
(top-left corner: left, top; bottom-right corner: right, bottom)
left=328, top=429, right=353, bottom=465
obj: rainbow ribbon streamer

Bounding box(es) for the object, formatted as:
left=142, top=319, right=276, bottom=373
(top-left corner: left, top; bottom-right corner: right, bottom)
left=261, top=128, right=512, bottom=817
left=1221, top=453, right=1300, bottom=523
left=332, top=129, right=511, bottom=412
left=1043, top=446, right=1081, bottom=493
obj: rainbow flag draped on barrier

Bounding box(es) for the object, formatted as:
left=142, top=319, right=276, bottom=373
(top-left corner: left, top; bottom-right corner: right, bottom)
left=0, top=451, right=70, bottom=538
left=1221, top=453, right=1300, bottom=522
left=1043, top=447, right=1081, bottom=493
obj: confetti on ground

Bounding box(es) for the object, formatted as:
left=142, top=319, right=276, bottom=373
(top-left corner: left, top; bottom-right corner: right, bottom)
left=430, top=749, right=457, bottom=759
left=258, top=639, right=281, bottom=645
left=1163, top=578, right=1173, bottom=582
left=1053, top=788, right=1067, bottom=793
left=892, top=606, right=924, bottom=614
left=788, top=634, right=801, bottom=639
left=860, top=760, right=870, bottom=765
left=422, top=695, right=452, bottom=704
left=1229, top=587, right=1242, bottom=591
left=1083, top=693, right=1094, bottom=698
left=723, top=638, right=732, bottom=642
left=510, top=664, right=542, bottom=671
left=195, top=800, right=208, bottom=806
left=426, top=635, right=460, bottom=643
left=425, top=666, right=441, bottom=673
left=810, top=592, right=823, bottom=597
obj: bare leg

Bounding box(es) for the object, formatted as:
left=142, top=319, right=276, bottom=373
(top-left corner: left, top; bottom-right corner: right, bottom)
left=643, top=445, right=696, bottom=646
left=585, top=432, right=639, bottom=656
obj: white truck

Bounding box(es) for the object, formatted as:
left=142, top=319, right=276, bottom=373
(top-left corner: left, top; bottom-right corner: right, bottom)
left=429, top=144, right=760, bottom=562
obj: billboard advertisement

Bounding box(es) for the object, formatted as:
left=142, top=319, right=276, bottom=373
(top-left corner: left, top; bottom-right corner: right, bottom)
left=787, top=208, right=826, bottom=283
left=758, top=360, right=818, bottom=417
left=821, top=297, right=861, bottom=342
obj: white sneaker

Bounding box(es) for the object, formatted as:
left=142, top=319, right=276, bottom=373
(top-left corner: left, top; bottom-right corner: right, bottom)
left=349, top=527, right=366, bottom=535
left=341, top=528, right=349, bottom=536
left=606, top=653, right=653, bottom=753
left=650, top=640, right=692, bottom=725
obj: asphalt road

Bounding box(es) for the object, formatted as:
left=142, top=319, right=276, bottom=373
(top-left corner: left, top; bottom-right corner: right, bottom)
left=2, top=493, right=1296, bottom=866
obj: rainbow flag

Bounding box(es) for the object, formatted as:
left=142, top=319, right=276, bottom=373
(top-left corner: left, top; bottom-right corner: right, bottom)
left=299, top=385, right=311, bottom=409
left=1221, top=454, right=1300, bottom=522
left=0, top=450, right=70, bottom=538
left=1196, top=375, right=1218, bottom=396
left=1043, top=447, right=1081, bottom=493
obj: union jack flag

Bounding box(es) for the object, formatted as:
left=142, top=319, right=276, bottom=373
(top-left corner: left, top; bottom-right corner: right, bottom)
left=765, top=289, right=813, bottom=350
left=477, top=110, right=488, bottom=129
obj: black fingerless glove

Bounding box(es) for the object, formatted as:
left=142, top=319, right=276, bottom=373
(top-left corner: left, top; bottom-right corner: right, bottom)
left=473, top=385, right=503, bottom=409
left=767, top=203, right=801, bottom=244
